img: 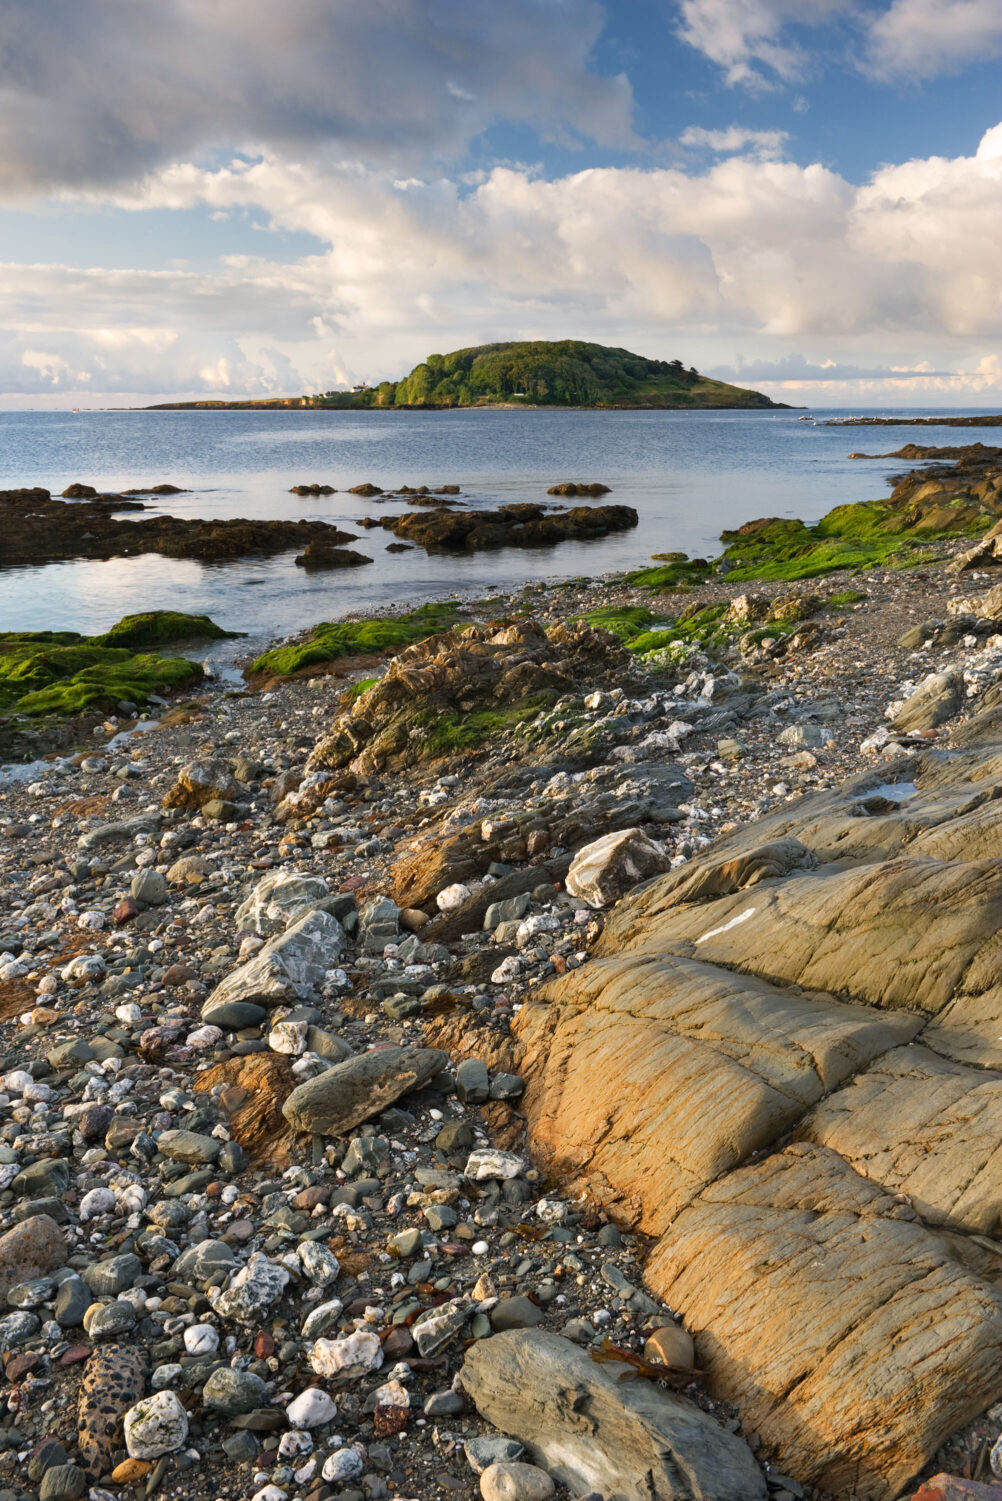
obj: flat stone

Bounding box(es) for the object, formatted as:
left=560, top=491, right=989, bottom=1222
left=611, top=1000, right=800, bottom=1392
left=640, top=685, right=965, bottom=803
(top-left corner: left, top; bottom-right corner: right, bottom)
left=461, top=1330, right=765, bottom=1501
left=283, top=1045, right=448, bottom=1135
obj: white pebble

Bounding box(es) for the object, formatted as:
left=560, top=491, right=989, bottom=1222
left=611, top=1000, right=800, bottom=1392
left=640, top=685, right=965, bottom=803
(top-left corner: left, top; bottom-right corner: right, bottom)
left=183, top=1324, right=219, bottom=1355
left=286, top=1388, right=337, bottom=1429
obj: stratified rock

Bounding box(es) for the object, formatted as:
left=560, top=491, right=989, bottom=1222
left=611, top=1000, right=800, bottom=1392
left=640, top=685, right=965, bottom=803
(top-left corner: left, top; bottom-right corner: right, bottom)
left=460, top=1329, right=766, bottom=1501
left=890, top=672, right=963, bottom=732
left=282, top=1046, right=447, bottom=1135
left=202, top=908, right=345, bottom=1014
left=646, top=1145, right=1002, bottom=1501
left=296, top=618, right=632, bottom=786
left=565, top=827, right=669, bottom=908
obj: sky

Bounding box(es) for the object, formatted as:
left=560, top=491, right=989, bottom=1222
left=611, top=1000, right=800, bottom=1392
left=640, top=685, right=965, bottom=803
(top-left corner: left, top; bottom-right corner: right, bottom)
left=2, top=0, right=1002, bottom=408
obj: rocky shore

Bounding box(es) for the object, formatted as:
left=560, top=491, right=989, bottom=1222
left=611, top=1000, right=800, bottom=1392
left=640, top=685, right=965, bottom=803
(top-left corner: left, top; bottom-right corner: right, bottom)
left=5, top=447, right=1002, bottom=1501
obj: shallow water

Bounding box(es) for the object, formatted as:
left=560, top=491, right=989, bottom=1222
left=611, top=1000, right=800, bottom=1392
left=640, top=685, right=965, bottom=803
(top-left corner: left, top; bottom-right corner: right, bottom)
left=1, top=405, right=999, bottom=652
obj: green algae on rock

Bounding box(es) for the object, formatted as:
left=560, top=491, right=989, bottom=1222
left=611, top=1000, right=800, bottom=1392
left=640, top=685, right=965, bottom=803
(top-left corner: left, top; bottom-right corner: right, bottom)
left=250, top=602, right=462, bottom=677
left=95, top=611, right=236, bottom=649
left=0, top=610, right=224, bottom=719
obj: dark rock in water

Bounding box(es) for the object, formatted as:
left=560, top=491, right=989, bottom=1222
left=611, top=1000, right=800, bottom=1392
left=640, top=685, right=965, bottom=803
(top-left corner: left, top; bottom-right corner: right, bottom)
left=386, top=542, right=414, bottom=551
left=348, top=482, right=383, bottom=496
left=0, top=489, right=360, bottom=567
left=546, top=481, right=611, bottom=496
left=290, top=483, right=336, bottom=496
left=122, top=483, right=188, bottom=495
left=62, top=482, right=97, bottom=498
left=373, top=502, right=637, bottom=554
left=295, top=544, right=374, bottom=570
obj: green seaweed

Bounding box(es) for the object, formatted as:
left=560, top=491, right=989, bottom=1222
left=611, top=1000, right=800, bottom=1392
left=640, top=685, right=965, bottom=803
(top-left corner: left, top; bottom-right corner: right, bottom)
left=252, top=602, right=461, bottom=675
left=96, top=611, right=236, bottom=649
left=620, top=559, right=712, bottom=591
left=827, top=589, right=867, bottom=607
left=0, top=610, right=222, bottom=719
left=719, top=500, right=983, bottom=582
left=578, top=606, right=659, bottom=640
left=345, top=677, right=379, bottom=703
left=14, top=654, right=203, bottom=717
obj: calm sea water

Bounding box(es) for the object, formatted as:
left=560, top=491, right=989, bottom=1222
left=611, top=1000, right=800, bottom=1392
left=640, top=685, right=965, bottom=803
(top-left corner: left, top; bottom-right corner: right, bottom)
left=1, top=406, right=999, bottom=656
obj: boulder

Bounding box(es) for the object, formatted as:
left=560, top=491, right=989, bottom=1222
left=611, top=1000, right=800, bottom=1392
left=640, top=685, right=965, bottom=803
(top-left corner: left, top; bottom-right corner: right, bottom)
left=234, top=870, right=330, bottom=935
left=162, top=758, right=241, bottom=811
left=507, top=724, right=1002, bottom=1497
left=565, top=827, right=669, bottom=908
left=282, top=1046, right=448, bottom=1135
left=0, top=1215, right=66, bottom=1305
left=460, top=1329, right=766, bottom=1501
left=202, top=908, right=345, bottom=1014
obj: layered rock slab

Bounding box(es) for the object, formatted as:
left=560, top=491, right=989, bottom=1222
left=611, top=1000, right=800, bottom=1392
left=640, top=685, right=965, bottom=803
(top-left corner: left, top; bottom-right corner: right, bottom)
left=510, top=715, right=1002, bottom=1497
left=513, top=952, right=918, bottom=1232
left=645, top=1145, right=1002, bottom=1501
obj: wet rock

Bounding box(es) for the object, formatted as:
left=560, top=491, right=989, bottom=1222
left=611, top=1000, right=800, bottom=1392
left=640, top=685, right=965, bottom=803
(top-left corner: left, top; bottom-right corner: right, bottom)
left=282, top=1045, right=447, bottom=1135
left=461, top=1330, right=765, bottom=1501
left=565, top=828, right=669, bottom=908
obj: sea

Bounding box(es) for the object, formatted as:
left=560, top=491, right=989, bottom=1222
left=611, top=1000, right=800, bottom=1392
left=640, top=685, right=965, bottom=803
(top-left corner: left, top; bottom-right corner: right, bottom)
left=1, top=405, right=999, bottom=663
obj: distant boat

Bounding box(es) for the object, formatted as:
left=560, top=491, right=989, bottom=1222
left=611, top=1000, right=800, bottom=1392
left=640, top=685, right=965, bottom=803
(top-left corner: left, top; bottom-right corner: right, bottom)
left=71, top=407, right=79, bottom=413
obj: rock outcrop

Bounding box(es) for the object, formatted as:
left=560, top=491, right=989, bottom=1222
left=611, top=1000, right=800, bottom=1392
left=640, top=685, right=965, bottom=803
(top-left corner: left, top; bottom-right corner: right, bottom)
left=510, top=702, right=1002, bottom=1499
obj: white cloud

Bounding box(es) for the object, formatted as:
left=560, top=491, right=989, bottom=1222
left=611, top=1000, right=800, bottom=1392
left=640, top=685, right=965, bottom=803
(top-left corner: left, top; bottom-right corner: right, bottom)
left=4, top=124, right=1002, bottom=400
left=680, top=125, right=789, bottom=156
left=0, top=0, right=636, bottom=196
left=674, top=0, right=850, bottom=86
left=865, top=0, right=1002, bottom=79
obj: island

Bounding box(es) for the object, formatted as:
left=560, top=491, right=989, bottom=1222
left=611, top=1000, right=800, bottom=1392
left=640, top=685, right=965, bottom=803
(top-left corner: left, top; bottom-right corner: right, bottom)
left=146, top=339, right=792, bottom=411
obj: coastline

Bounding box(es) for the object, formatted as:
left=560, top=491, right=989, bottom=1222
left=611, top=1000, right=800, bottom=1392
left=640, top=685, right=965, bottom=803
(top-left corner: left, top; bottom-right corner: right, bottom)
left=4, top=442, right=1002, bottom=1497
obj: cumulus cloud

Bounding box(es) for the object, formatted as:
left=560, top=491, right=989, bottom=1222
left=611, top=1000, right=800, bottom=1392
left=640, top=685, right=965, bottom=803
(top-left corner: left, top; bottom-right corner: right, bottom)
left=865, top=0, right=1002, bottom=80
left=0, top=0, right=635, bottom=195
left=680, top=125, right=789, bottom=156
left=4, top=123, right=1002, bottom=398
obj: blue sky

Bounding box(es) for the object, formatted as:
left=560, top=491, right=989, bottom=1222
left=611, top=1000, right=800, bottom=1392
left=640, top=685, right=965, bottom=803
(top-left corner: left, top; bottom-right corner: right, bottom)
left=2, top=0, right=1002, bottom=406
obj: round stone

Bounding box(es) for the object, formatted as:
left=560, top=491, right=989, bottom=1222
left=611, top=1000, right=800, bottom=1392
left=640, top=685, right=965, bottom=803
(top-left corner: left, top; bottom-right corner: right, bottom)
left=202, top=1366, right=268, bottom=1415
left=285, top=1388, right=337, bottom=1429
left=643, top=1324, right=695, bottom=1370
left=479, top=1462, right=556, bottom=1501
